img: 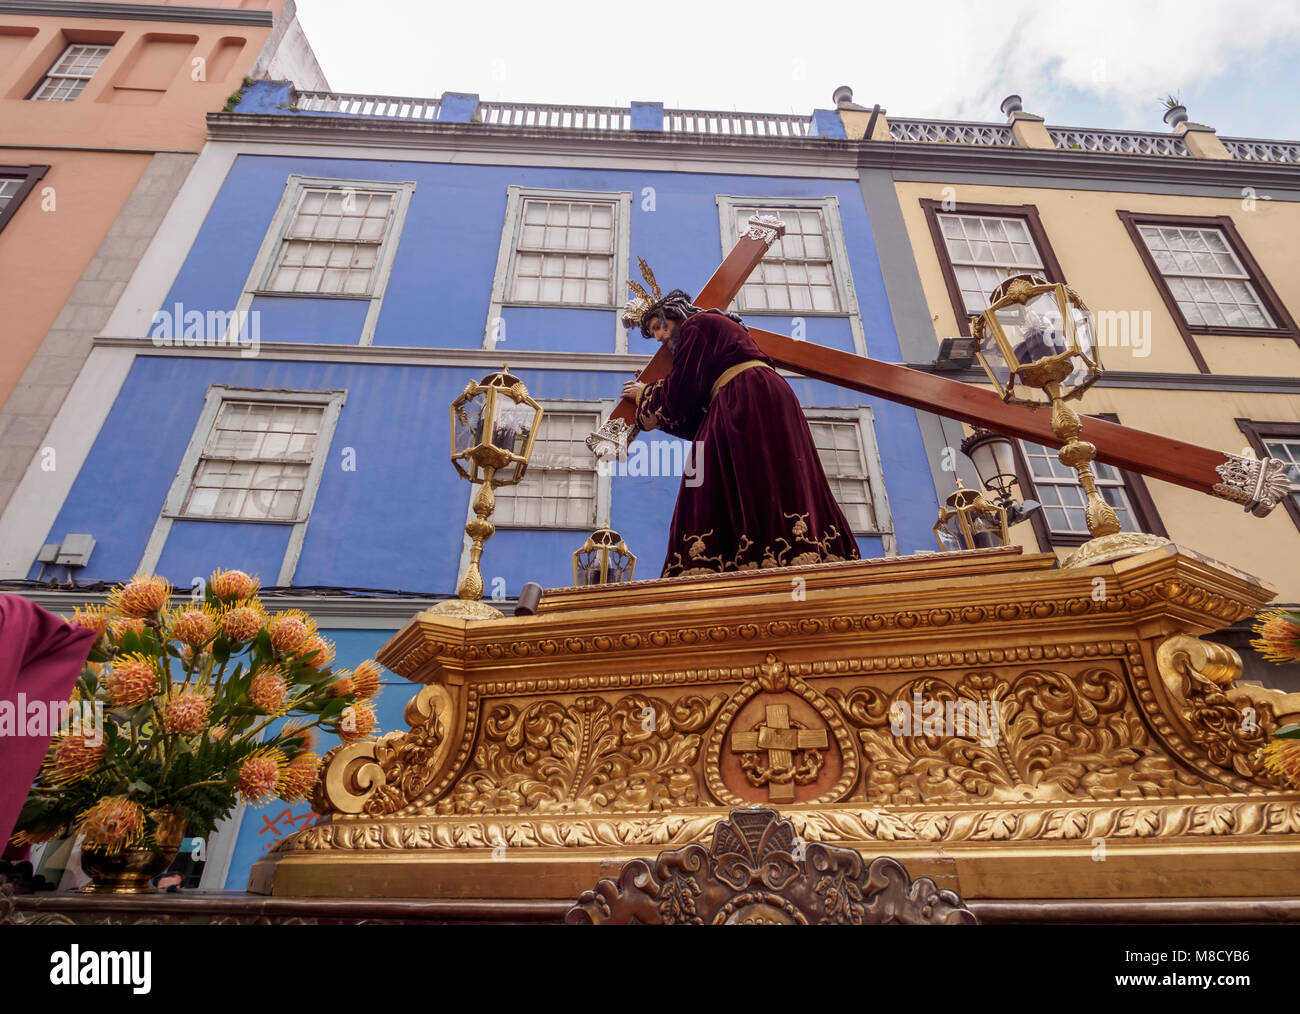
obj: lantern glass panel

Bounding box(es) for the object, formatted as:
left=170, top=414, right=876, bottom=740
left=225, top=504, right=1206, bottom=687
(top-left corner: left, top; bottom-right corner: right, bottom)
left=576, top=548, right=602, bottom=585
left=1072, top=303, right=1096, bottom=365
left=936, top=514, right=964, bottom=552
left=1007, top=291, right=1069, bottom=366
left=976, top=327, right=1011, bottom=392
left=970, top=511, right=1002, bottom=549
left=492, top=399, right=536, bottom=457
left=610, top=553, right=634, bottom=582
left=453, top=391, right=487, bottom=457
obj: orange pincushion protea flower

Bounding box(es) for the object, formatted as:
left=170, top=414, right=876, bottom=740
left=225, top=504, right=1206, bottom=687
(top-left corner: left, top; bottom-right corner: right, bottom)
left=220, top=603, right=265, bottom=643
left=339, top=701, right=377, bottom=744
left=350, top=660, right=382, bottom=700
left=1264, top=739, right=1300, bottom=790
left=10, top=827, right=60, bottom=848
left=161, top=689, right=212, bottom=735
left=209, top=724, right=229, bottom=741
left=100, top=653, right=160, bottom=708
left=167, top=604, right=218, bottom=648
left=209, top=568, right=260, bottom=602
left=107, top=573, right=173, bottom=619
left=248, top=667, right=289, bottom=714
left=297, top=634, right=335, bottom=670
left=76, top=796, right=146, bottom=854
left=1252, top=610, right=1300, bottom=664
left=237, top=748, right=289, bottom=804
left=279, top=720, right=316, bottom=753
left=67, top=605, right=110, bottom=639
left=44, top=734, right=107, bottom=785
left=277, top=751, right=321, bottom=802
left=267, top=610, right=316, bottom=655
left=108, top=616, right=147, bottom=642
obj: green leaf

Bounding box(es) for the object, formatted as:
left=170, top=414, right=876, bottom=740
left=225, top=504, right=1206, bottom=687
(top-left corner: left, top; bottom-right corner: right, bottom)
left=211, top=634, right=231, bottom=665
left=318, top=696, right=349, bottom=722
left=1274, top=725, right=1300, bottom=740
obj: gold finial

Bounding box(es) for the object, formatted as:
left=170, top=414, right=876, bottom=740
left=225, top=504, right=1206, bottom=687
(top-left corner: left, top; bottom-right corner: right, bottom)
left=621, top=255, right=666, bottom=329
left=638, top=256, right=662, bottom=300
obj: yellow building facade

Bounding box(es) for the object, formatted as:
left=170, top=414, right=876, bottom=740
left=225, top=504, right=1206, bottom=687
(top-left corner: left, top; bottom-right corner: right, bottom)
left=837, top=96, right=1300, bottom=625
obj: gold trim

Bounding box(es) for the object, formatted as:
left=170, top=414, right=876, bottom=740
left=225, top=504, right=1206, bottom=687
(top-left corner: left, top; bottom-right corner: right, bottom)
left=710, top=359, right=775, bottom=401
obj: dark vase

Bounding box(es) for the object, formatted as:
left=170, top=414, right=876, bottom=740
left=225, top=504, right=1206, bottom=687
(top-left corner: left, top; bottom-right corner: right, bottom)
left=78, top=812, right=187, bottom=894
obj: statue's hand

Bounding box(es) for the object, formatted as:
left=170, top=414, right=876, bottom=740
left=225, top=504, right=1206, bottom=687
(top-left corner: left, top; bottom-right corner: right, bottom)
left=621, top=380, right=645, bottom=402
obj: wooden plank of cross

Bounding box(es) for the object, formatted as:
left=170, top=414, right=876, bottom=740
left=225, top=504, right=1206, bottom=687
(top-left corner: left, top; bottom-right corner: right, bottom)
left=586, top=214, right=1291, bottom=517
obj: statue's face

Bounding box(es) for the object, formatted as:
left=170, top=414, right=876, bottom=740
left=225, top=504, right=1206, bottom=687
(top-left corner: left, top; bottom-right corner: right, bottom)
left=648, top=314, right=677, bottom=345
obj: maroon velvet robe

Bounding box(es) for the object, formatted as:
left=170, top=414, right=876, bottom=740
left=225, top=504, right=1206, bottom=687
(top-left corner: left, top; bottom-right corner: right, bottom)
left=635, top=311, right=861, bottom=578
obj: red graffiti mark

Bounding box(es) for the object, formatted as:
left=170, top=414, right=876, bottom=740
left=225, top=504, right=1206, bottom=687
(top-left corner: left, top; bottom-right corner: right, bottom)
left=259, top=807, right=317, bottom=851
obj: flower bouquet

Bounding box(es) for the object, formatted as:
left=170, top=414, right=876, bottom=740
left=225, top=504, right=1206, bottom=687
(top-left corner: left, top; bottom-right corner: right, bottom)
left=1251, top=608, right=1300, bottom=789
left=11, top=569, right=383, bottom=891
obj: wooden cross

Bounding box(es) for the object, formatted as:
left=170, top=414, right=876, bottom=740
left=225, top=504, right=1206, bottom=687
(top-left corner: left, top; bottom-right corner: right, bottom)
left=588, top=216, right=1292, bottom=518
left=730, top=703, right=828, bottom=803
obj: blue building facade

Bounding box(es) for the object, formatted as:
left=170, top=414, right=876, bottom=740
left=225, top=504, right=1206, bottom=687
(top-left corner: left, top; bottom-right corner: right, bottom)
left=22, top=85, right=944, bottom=887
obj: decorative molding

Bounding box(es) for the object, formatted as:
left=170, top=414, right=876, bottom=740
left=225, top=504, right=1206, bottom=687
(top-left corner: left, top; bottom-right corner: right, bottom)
left=92, top=336, right=1300, bottom=394
left=0, top=1, right=273, bottom=24
left=203, top=115, right=1300, bottom=196
left=1212, top=452, right=1295, bottom=517
left=269, top=796, right=1300, bottom=852
left=565, top=808, right=978, bottom=925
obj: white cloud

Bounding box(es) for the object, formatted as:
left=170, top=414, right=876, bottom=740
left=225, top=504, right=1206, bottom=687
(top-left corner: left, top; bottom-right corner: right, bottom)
left=293, top=0, right=1300, bottom=130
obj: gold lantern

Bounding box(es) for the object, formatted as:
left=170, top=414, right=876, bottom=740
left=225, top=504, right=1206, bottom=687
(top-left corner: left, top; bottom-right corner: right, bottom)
left=971, top=273, right=1101, bottom=408
left=933, top=480, right=1009, bottom=552
left=573, top=527, right=636, bottom=586
left=432, top=364, right=543, bottom=620
left=972, top=274, right=1169, bottom=567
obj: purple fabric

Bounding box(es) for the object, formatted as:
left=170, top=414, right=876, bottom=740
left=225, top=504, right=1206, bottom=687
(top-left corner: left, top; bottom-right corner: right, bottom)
left=637, top=312, right=861, bottom=577
left=0, top=595, right=99, bottom=848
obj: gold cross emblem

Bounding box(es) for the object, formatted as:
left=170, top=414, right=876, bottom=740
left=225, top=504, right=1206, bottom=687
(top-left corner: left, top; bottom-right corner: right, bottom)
left=730, top=704, right=829, bottom=803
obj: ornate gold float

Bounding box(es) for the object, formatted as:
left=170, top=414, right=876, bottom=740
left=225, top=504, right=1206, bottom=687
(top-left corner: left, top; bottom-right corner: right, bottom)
left=250, top=543, right=1300, bottom=905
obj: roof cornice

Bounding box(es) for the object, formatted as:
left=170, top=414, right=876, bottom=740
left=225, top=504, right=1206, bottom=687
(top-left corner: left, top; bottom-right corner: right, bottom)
left=0, top=0, right=273, bottom=24
left=205, top=112, right=1300, bottom=193
left=859, top=139, right=1300, bottom=192
left=204, top=113, right=862, bottom=172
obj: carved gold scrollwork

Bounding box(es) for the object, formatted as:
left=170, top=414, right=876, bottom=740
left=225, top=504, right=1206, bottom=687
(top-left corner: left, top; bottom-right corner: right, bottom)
left=564, top=808, right=977, bottom=925
left=436, top=693, right=725, bottom=814
left=830, top=668, right=1214, bottom=806
left=315, top=684, right=453, bottom=816
left=1155, top=634, right=1284, bottom=786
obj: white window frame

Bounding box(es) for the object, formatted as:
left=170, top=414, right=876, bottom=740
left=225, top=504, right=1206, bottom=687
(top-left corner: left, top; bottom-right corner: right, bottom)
left=1261, top=437, right=1300, bottom=509
left=138, top=386, right=347, bottom=587
left=801, top=405, right=895, bottom=554
left=484, top=186, right=633, bottom=353
left=1134, top=223, right=1275, bottom=329
left=1016, top=438, right=1139, bottom=537
left=935, top=212, right=1046, bottom=317
left=456, top=398, right=614, bottom=585
left=717, top=195, right=867, bottom=357
left=31, top=44, right=112, bottom=102
left=232, top=175, right=416, bottom=346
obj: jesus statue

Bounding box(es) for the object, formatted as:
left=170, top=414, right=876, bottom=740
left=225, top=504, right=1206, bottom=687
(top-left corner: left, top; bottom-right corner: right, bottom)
left=619, top=278, right=861, bottom=579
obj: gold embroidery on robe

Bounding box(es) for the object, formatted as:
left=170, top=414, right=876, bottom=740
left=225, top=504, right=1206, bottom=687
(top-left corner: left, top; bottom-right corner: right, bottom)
left=664, top=512, right=851, bottom=578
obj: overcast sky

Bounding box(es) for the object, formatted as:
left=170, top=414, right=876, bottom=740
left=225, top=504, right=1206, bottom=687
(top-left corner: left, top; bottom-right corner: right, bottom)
left=293, top=0, right=1300, bottom=140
